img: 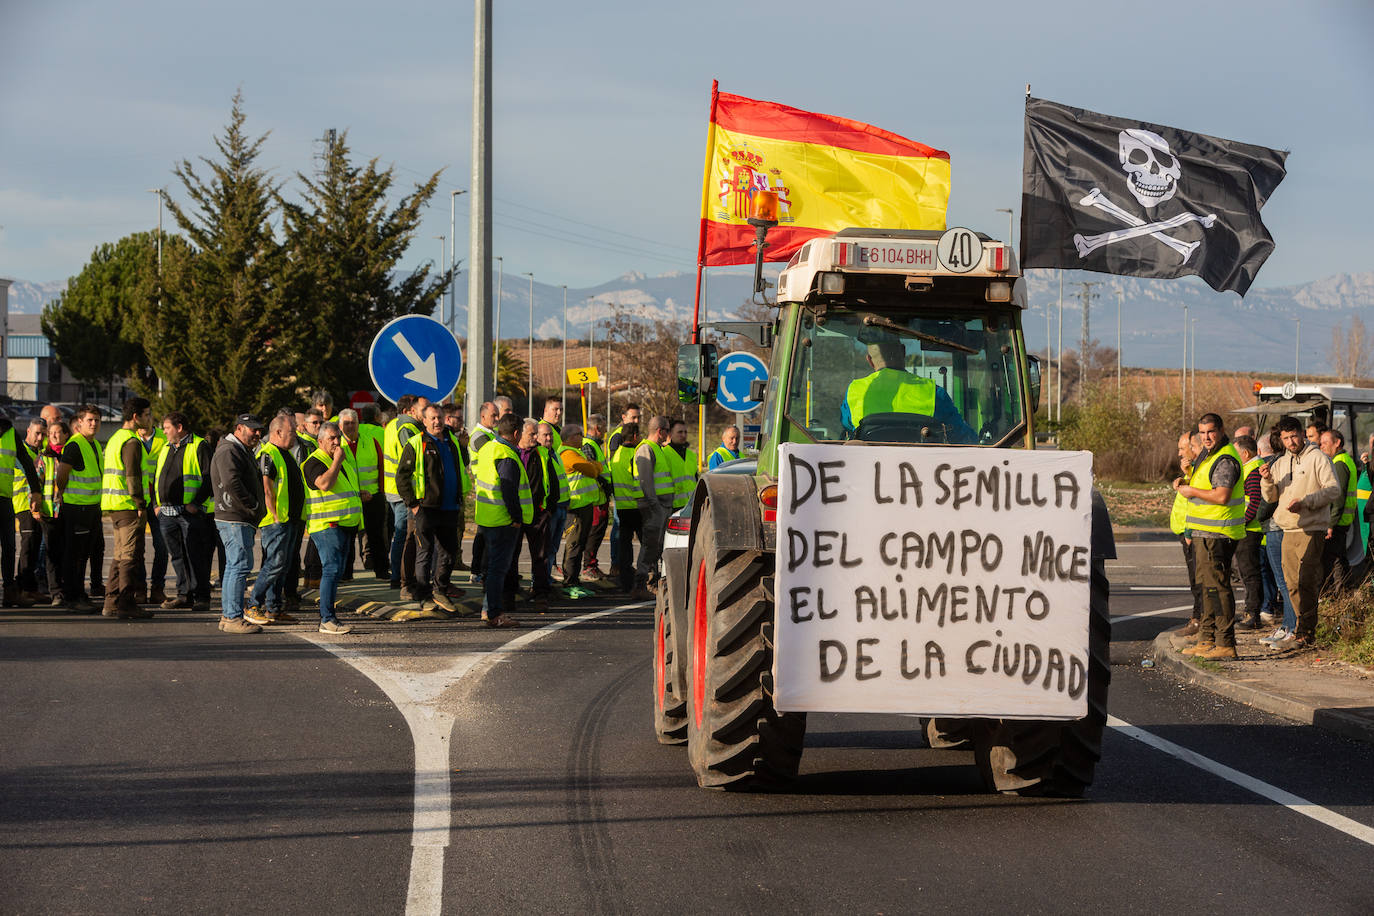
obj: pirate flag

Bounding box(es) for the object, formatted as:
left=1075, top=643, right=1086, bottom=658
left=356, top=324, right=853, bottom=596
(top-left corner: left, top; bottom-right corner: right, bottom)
left=1020, top=97, right=1288, bottom=296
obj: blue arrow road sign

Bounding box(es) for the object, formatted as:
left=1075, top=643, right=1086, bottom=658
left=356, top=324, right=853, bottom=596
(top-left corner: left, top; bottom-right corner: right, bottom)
left=368, top=315, right=463, bottom=406
left=715, top=351, right=768, bottom=414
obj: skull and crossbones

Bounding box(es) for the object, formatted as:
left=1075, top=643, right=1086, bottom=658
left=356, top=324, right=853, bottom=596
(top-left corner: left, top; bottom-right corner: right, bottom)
left=1072, top=129, right=1216, bottom=263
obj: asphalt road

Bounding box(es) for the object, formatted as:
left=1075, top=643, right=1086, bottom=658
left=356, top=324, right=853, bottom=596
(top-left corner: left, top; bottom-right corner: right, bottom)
left=3, top=540, right=1373, bottom=915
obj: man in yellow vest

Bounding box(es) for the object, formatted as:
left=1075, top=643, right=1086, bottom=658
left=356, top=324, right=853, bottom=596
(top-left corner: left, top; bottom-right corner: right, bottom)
left=302, top=421, right=360, bottom=635
left=54, top=405, right=105, bottom=614
left=1319, top=428, right=1359, bottom=594
left=466, top=400, right=499, bottom=583
left=581, top=413, right=612, bottom=580
left=841, top=341, right=976, bottom=442
left=473, top=412, right=529, bottom=629
left=0, top=413, right=43, bottom=608
left=1172, top=413, right=1245, bottom=660
left=12, top=417, right=48, bottom=605
left=153, top=412, right=215, bottom=611
left=354, top=403, right=390, bottom=581
left=100, top=397, right=155, bottom=619
left=606, top=403, right=641, bottom=579
left=665, top=419, right=698, bottom=511
left=1170, top=430, right=1206, bottom=638
left=631, top=416, right=674, bottom=600
left=538, top=419, right=570, bottom=587
left=1232, top=434, right=1266, bottom=630
left=442, top=402, right=472, bottom=572
left=383, top=395, right=429, bottom=596
left=708, top=425, right=741, bottom=471
left=609, top=422, right=643, bottom=594
left=557, top=424, right=603, bottom=599
left=247, top=414, right=307, bottom=626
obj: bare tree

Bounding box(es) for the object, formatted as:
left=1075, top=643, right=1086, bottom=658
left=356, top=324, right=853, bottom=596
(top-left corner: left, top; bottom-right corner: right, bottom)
left=1329, top=316, right=1373, bottom=383
left=602, top=302, right=689, bottom=419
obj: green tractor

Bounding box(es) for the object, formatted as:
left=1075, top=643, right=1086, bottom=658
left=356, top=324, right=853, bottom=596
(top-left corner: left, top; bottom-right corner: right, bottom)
left=656, top=226, right=1114, bottom=795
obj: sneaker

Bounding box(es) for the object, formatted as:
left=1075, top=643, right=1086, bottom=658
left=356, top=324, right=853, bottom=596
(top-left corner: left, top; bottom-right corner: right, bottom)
left=1200, top=645, right=1238, bottom=660
left=552, top=565, right=566, bottom=583
left=218, top=616, right=262, bottom=634
left=1259, top=612, right=1277, bottom=626
left=66, top=599, right=98, bottom=614
left=1180, top=642, right=1214, bottom=657
left=318, top=619, right=353, bottom=635
left=432, top=592, right=458, bottom=613
left=565, top=585, right=593, bottom=600
left=582, top=566, right=604, bottom=581
left=162, top=596, right=193, bottom=610
left=1269, top=633, right=1309, bottom=651
left=268, top=611, right=299, bottom=624
left=1236, top=615, right=1261, bottom=631
left=243, top=606, right=271, bottom=626
left=1260, top=628, right=1290, bottom=645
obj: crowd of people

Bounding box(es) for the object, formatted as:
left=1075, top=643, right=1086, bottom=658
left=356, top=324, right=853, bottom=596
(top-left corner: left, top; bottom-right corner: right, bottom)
left=0, top=391, right=740, bottom=636
left=1169, top=412, right=1365, bottom=658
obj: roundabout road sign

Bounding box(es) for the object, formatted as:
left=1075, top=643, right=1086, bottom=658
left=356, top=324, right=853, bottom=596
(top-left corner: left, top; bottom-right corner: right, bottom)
left=368, top=315, right=463, bottom=406
left=716, top=351, right=769, bottom=414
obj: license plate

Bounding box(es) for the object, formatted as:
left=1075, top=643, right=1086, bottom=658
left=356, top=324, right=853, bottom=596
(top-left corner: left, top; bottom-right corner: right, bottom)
left=841, top=241, right=938, bottom=270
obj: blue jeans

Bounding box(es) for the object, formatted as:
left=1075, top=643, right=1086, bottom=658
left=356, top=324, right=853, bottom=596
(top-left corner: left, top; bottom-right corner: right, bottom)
left=312, top=524, right=354, bottom=623
left=609, top=508, right=620, bottom=568
left=388, top=499, right=409, bottom=586
left=481, top=524, right=521, bottom=616
left=1264, top=529, right=1297, bottom=632
left=546, top=504, right=568, bottom=577
left=251, top=521, right=300, bottom=613
left=215, top=520, right=257, bottom=620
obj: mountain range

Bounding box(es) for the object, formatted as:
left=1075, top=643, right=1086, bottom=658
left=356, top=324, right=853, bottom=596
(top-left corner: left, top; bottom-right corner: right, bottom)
left=7, top=268, right=1373, bottom=374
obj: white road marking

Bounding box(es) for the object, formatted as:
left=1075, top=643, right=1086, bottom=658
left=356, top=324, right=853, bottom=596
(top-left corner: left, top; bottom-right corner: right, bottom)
left=1127, top=586, right=1193, bottom=591
left=1111, top=603, right=1192, bottom=624
left=301, top=601, right=648, bottom=916
left=1109, top=715, right=1374, bottom=848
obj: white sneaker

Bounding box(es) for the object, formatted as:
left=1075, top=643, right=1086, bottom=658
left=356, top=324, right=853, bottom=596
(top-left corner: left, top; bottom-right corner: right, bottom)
left=318, top=619, right=353, bottom=635
left=1260, top=628, right=1289, bottom=645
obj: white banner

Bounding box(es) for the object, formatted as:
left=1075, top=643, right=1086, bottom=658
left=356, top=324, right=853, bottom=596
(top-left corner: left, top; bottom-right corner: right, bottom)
left=773, top=444, right=1094, bottom=719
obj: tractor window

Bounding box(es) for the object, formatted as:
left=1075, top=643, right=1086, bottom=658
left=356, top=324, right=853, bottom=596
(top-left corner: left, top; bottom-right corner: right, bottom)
left=783, top=305, right=1026, bottom=445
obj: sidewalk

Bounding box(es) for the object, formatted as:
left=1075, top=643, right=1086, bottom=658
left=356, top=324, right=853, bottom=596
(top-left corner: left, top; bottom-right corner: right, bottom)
left=1152, top=625, right=1374, bottom=746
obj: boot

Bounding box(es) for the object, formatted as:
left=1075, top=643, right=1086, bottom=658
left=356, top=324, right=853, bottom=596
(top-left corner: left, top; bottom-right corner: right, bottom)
left=150, top=585, right=168, bottom=606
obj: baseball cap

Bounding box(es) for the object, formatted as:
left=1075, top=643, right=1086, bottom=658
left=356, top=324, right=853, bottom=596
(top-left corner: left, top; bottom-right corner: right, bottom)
left=235, top=413, right=266, bottom=432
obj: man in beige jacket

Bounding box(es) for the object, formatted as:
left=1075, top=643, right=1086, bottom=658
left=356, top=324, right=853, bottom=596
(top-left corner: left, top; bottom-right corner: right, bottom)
left=1259, top=416, right=1340, bottom=649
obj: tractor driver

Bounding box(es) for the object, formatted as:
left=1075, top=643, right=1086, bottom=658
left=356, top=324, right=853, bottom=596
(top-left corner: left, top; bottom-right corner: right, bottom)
left=841, top=340, right=976, bottom=442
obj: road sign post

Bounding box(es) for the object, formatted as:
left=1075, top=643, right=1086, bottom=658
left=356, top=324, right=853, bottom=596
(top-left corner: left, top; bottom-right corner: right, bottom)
left=368, top=315, right=464, bottom=406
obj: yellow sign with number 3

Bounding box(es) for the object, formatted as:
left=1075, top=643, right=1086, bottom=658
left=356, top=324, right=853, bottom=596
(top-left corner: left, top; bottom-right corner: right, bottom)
left=566, top=366, right=599, bottom=385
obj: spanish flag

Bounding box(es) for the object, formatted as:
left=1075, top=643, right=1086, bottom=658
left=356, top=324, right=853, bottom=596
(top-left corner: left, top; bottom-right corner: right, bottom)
left=698, top=82, right=952, bottom=267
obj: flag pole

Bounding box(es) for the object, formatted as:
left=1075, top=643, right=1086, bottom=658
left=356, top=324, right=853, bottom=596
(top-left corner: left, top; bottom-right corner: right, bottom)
left=691, top=80, right=719, bottom=345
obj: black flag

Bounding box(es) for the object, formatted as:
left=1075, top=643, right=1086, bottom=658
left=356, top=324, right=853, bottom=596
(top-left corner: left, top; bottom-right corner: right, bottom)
left=1020, top=97, right=1287, bottom=296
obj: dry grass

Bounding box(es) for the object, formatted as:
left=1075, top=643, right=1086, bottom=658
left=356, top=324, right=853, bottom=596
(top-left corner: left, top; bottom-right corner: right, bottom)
left=1098, top=480, right=1174, bottom=528
left=1318, top=582, right=1374, bottom=667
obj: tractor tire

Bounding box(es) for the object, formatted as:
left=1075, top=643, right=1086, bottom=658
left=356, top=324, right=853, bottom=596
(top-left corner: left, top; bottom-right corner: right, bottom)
left=685, top=499, right=806, bottom=789
left=653, top=580, right=687, bottom=745
left=971, top=558, right=1112, bottom=797
left=921, top=717, right=974, bottom=750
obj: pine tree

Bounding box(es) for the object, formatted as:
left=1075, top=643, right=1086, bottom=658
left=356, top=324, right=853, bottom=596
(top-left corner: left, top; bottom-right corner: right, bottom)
left=135, top=91, right=294, bottom=430
left=277, top=130, right=449, bottom=403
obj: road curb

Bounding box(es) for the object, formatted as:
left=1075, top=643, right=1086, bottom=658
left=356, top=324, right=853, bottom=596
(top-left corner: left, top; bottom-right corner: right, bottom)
left=1150, top=630, right=1374, bottom=747
left=1112, top=528, right=1175, bottom=542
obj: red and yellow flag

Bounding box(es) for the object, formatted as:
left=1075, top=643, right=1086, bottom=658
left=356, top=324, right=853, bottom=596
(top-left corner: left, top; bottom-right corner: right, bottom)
left=698, top=83, right=952, bottom=266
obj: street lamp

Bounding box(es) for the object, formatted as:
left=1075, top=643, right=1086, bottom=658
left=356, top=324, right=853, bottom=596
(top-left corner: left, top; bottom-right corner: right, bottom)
left=561, top=284, right=568, bottom=407
left=587, top=295, right=595, bottom=422
left=525, top=271, right=535, bottom=416
left=495, top=255, right=503, bottom=383
left=434, top=235, right=446, bottom=318
left=147, top=189, right=164, bottom=394
left=1293, top=317, right=1301, bottom=384
left=449, top=190, right=466, bottom=333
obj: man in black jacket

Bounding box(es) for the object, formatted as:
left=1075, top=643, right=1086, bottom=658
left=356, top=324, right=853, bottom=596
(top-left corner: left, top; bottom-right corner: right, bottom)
left=397, top=404, right=467, bottom=616
left=398, top=403, right=467, bottom=612
left=210, top=414, right=266, bottom=634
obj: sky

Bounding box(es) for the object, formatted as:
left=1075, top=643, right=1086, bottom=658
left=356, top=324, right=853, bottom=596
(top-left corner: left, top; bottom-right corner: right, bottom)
left=3, top=0, right=1372, bottom=297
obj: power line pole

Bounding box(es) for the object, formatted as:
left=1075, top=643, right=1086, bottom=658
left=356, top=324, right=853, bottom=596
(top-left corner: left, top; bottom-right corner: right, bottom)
left=1078, top=281, right=1099, bottom=403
